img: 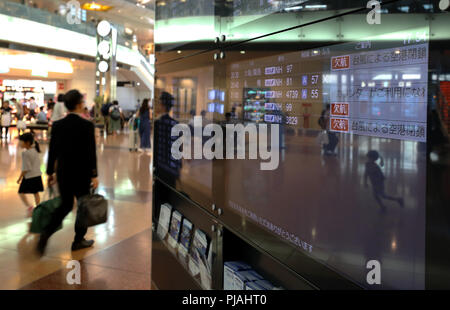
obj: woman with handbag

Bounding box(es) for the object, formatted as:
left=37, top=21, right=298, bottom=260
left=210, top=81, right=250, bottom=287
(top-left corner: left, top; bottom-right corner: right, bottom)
left=1, top=100, right=12, bottom=139
left=137, top=98, right=151, bottom=152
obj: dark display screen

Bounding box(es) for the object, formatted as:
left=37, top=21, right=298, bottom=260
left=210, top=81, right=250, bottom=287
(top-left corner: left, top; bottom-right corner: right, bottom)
left=224, top=28, right=429, bottom=289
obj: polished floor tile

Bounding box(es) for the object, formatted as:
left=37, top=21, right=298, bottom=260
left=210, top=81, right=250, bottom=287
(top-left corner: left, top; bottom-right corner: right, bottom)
left=0, top=128, right=153, bottom=289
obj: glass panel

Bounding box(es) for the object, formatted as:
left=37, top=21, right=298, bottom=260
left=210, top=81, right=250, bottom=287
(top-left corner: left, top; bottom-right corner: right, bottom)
left=213, top=0, right=439, bottom=289
left=155, top=0, right=218, bottom=63
left=154, top=50, right=217, bottom=209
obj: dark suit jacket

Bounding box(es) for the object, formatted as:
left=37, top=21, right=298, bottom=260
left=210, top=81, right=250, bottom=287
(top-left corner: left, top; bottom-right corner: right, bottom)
left=153, top=113, right=181, bottom=185
left=47, top=113, right=97, bottom=184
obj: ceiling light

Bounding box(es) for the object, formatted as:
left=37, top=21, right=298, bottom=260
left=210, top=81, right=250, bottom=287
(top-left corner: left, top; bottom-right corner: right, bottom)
left=240, top=51, right=245, bottom=54
left=31, top=69, right=48, bottom=77
left=98, top=60, right=109, bottom=73
left=97, top=20, right=111, bottom=37
left=82, top=2, right=112, bottom=11
left=71, top=58, right=75, bottom=61
left=97, top=40, right=110, bottom=57
left=0, top=63, right=10, bottom=74
left=1, top=54, right=73, bottom=74
left=177, top=50, right=181, bottom=54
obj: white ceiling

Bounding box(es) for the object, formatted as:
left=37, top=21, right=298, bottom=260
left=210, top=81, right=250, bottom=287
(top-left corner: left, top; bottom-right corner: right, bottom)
left=9, top=0, right=154, bottom=47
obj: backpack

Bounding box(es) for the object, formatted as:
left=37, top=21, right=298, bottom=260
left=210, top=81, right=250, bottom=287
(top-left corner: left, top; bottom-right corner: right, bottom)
left=110, top=107, right=121, bottom=120
left=133, top=117, right=140, bottom=131
left=101, top=103, right=111, bottom=117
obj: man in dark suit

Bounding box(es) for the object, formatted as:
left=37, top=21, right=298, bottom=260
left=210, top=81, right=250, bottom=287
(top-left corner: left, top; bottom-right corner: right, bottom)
left=153, top=92, right=181, bottom=188
left=37, top=89, right=98, bottom=256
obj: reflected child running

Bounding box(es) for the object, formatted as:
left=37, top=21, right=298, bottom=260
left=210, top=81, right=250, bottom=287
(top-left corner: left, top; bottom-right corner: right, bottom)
left=364, top=150, right=403, bottom=213
left=17, top=133, right=44, bottom=217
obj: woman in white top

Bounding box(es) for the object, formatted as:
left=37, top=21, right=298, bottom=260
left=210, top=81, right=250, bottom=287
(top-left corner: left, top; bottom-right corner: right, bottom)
left=0, top=101, right=12, bottom=139
left=51, top=100, right=67, bottom=123
left=17, top=133, right=44, bottom=217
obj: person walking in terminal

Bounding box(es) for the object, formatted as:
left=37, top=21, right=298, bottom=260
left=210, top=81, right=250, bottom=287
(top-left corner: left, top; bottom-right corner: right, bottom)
left=0, top=100, right=12, bottom=139
left=137, top=98, right=151, bottom=152
left=50, top=94, right=67, bottom=123
left=153, top=92, right=181, bottom=187
left=11, top=98, right=24, bottom=121
left=364, top=150, right=404, bottom=213
left=108, top=100, right=122, bottom=135
left=319, top=104, right=339, bottom=156
left=17, top=133, right=43, bottom=218
left=36, top=89, right=98, bottom=256
left=28, top=96, right=37, bottom=119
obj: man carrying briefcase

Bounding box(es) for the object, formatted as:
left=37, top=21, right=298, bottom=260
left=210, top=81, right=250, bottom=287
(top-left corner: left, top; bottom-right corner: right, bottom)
left=37, top=89, right=100, bottom=256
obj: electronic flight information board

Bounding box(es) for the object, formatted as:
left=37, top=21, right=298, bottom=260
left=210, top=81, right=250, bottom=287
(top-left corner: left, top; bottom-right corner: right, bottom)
left=225, top=28, right=429, bottom=289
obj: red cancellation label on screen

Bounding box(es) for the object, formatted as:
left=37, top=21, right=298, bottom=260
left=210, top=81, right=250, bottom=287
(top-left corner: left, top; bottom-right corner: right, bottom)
left=331, top=103, right=349, bottom=117
left=331, top=55, right=350, bottom=70
left=330, top=118, right=349, bottom=132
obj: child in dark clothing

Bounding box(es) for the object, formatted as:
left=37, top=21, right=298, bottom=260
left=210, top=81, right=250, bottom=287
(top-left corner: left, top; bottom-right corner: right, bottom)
left=364, top=150, right=403, bottom=212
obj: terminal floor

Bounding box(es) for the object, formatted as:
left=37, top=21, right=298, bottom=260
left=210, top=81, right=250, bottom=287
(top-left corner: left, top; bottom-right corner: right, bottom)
left=0, top=129, right=153, bottom=289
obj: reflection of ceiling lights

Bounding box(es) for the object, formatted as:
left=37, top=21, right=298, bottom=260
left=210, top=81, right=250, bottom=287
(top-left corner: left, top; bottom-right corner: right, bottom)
left=125, top=28, right=134, bottom=35
left=82, top=2, right=112, bottom=11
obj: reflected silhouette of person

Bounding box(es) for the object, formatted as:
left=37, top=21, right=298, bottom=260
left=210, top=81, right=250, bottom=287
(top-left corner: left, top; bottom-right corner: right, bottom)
left=153, top=92, right=181, bottom=187
left=320, top=104, right=338, bottom=156
left=364, top=150, right=403, bottom=212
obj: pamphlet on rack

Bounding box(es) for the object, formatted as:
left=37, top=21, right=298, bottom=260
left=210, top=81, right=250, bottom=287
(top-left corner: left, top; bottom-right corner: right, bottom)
left=167, top=210, right=182, bottom=248
left=198, top=246, right=212, bottom=290
left=178, top=218, right=193, bottom=257
left=188, top=229, right=209, bottom=276
left=156, top=203, right=172, bottom=240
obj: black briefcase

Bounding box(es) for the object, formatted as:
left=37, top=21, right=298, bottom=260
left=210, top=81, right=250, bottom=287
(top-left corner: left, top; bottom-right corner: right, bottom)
left=77, top=193, right=108, bottom=227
